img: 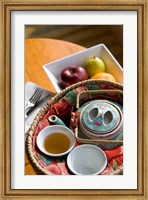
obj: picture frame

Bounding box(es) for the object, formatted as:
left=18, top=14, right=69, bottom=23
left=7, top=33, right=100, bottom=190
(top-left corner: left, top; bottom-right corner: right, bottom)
left=0, top=0, right=148, bottom=199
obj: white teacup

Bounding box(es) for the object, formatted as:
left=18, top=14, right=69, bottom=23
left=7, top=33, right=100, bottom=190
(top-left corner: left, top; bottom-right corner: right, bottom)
left=37, top=125, right=76, bottom=157
left=67, top=144, right=107, bottom=175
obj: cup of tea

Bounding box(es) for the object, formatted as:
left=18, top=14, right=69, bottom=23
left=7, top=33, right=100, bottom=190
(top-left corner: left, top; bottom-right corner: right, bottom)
left=67, top=144, right=107, bottom=175
left=37, top=125, right=76, bottom=157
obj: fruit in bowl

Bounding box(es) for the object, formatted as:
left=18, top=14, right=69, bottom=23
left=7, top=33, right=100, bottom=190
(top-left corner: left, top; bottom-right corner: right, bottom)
left=59, top=66, right=88, bottom=89
left=91, top=72, right=116, bottom=82
left=83, top=56, right=105, bottom=78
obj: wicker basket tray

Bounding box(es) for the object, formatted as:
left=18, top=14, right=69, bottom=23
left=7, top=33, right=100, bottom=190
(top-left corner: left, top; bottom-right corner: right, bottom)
left=26, top=79, right=123, bottom=175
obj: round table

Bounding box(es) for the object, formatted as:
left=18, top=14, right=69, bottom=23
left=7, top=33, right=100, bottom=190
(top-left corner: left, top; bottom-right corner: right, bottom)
left=25, top=38, right=85, bottom=174
left=25, top=38, right=85, bottom=93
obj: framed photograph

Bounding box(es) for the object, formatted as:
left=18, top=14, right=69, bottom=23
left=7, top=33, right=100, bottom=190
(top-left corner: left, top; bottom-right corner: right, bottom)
left=0, top=0, right=147, bottom=199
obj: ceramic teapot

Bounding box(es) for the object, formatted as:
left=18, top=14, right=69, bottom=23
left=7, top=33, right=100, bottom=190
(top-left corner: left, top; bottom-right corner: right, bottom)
left=70, top=90, right=123, bottom=150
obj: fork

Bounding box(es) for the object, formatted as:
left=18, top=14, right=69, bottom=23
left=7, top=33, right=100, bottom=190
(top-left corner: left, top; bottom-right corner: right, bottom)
left=25, top=87, right=43, bottom=115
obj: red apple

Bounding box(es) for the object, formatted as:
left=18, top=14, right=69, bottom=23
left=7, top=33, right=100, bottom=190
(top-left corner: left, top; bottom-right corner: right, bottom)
left=59, top=66, right=88, bottom=88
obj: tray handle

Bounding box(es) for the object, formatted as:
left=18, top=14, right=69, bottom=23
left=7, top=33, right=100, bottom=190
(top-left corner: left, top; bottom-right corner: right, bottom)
left=76, top=89, right=123, bottom=109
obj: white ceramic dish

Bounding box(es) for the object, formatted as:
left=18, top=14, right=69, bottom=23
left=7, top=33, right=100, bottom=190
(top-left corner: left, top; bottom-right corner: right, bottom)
left=37, top=125, right=76, bottom=157
left=67, top=144, right=107, bottom=175
left=43, top=44, right=123, bottom=93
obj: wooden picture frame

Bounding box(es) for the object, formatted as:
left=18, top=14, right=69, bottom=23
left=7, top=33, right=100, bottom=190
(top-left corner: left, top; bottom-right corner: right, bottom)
left=0, top=0, right=148, bottom=199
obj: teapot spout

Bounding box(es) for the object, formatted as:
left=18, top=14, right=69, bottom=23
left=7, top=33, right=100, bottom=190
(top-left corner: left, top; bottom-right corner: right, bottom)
left=48, top=115, right=66, bottom=126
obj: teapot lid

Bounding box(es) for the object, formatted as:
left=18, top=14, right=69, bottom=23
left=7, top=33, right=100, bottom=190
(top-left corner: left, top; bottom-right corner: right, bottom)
left=80, top=101, right=121, bottom=134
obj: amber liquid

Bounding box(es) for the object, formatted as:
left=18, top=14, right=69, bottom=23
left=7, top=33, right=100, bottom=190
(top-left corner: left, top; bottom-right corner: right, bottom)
left=44, top=133, right=70, bottom=154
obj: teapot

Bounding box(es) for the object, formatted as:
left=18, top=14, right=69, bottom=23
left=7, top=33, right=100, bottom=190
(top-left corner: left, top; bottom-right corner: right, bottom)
left=70, top=90, right=123, bottom=150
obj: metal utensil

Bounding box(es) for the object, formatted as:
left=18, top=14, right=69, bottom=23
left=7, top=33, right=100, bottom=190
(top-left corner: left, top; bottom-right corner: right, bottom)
left=25, top=93, right=52, bottom=120
left=25, top=87, right=43, bottom=117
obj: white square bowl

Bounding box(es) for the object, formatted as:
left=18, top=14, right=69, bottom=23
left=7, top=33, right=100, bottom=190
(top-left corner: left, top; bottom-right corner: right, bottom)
left=43, top=44, right=123, bottom=93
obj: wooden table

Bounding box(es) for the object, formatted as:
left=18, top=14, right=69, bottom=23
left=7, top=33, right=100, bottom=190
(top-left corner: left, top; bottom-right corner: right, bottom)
left=25, top=38, right=85, bottom=175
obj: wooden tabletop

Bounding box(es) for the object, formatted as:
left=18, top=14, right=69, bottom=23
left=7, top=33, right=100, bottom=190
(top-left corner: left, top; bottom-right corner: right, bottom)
left=25, top=38, right=85, bottom=93
left=25, top=38, right=85, bottom=174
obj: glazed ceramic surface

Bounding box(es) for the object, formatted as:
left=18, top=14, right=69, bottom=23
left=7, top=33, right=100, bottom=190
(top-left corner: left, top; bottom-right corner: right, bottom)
left=67, top=144, right=107, bottom=175
left=79, top=100, right=123, bottom=139
left=77, top=99, right=123, bottom=149
left=37, top=125, right=76, bottom=157
left=80, top=101, right=121, bottom=134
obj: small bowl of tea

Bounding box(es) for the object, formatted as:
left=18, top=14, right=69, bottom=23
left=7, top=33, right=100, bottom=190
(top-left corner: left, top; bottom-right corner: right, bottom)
left=37, top=125, right=76, bottom=157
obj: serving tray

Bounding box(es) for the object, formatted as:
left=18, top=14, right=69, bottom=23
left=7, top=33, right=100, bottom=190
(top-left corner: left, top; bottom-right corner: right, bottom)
left=26, top=80, right=123, bottom=175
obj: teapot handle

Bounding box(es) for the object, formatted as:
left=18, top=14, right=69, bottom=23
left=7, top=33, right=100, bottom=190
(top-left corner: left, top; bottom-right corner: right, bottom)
left=76, top=89, right=123, bottom=109
left=70, top=112, right=80, bottom=130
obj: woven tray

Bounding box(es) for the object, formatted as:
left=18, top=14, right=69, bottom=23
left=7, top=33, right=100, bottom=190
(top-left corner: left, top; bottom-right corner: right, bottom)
left=26, top=80, right=123, bottom=175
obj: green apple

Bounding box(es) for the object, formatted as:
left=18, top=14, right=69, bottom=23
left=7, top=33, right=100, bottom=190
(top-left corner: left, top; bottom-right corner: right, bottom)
left=83, top=56, right=105, bottom=78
